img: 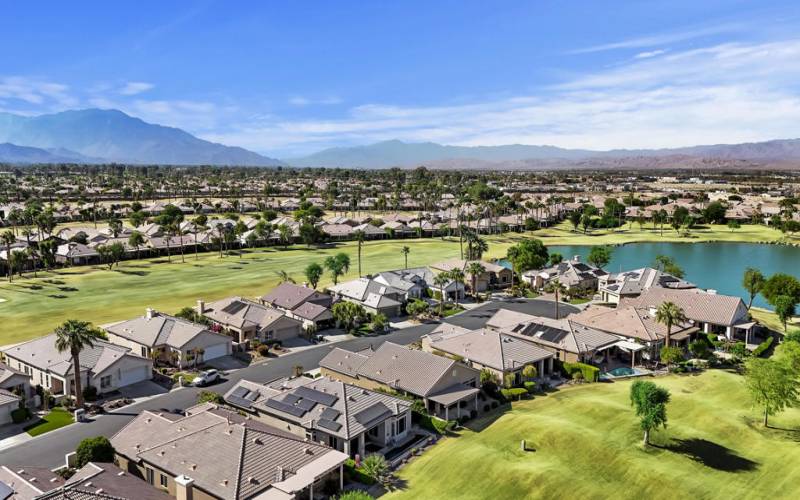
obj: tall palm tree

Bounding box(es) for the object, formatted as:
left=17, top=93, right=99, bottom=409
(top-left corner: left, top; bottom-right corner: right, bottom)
left=448, top=268, right=465, bottom=308
left=275, top=270, right=295, bottom=283
left=545, top=278, right=567, bottom=319
left=1, top=230, right=15, bottom=282
left=655, top=301, right=686, bottom=347
left=54, top=319, right=102, bottom=408
left=466, top=261, right=486, bottom=299
left=354, top=230, right=365, bottom=276
left=401, top=246, right=410, bottom=269
left=128, top=231, right=145, bottom=261
left=433, top=273, right=451, bottom=316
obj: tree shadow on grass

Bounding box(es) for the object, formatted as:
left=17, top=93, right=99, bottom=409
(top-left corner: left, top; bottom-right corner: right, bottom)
left=654, top=438, right=758, bottom=472
left=114, top=269, right=150, bottom=276
left=48, top=294, right=68, bottom=299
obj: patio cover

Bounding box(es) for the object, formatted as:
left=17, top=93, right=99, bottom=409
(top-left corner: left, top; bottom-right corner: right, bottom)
left=428, top=383, right=480, bottom=406
left=608, top=340, right=646, bottom=352
left=670, top=326, right=700, bottom=341
left=733, top=321, right=757, bottom=330
left=270, top=449, right=347, bottom=495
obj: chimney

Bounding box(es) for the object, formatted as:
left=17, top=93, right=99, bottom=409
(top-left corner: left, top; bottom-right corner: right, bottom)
left=573, top=255, right=580, bottom=262
left=175, top=475, right=194, bottom=500
left=145, top=308, right=155, bottom=320
left=196, top=299, right=205, bottom=314
left=275, top=466, right=285, bottom=482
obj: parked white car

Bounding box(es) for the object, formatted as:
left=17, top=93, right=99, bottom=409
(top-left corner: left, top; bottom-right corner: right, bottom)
left=193, top=369, right=220, bottom=387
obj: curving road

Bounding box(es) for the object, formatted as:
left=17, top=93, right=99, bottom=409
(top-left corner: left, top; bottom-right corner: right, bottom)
left=0, top=298, right=571, bottom=468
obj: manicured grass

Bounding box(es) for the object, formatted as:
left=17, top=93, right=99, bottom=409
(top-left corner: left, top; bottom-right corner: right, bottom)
left=24, top=408, right=73, bottom=436
left=751, top=307, right=800, bottom=337
left=0, top=238, right=478, bottom=346
left=512, top=220, right=800, bottom=246
left=387, top=370, right=800, bottom=500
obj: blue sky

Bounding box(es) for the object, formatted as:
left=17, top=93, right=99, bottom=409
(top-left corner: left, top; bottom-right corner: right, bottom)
left=2, top=1, right=800, bottom=156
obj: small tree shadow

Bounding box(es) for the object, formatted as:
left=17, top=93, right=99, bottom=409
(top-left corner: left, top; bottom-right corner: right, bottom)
left=655, top=438, right=758, bottom=472
left=48, top=294, right=68, bottom=299
left=114, top=269, right=150, bottom=276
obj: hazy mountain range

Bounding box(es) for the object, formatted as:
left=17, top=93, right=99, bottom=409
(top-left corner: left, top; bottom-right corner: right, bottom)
left=1, top=108, right=800, bottom=169
left=0, top=109, right=283, bottom=166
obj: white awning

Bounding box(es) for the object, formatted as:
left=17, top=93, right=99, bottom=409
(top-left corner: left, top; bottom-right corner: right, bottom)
left=612, top=340, right=646, bottom=352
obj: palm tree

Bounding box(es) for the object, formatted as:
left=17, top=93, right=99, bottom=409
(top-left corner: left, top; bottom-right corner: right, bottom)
left=54, top=319, right=102, bottom=408
left=433, top=273, right=451, bottom=316
left=655, top=301, right=686, bottom=348
left=466, top=261, right=486, bottom=299
left=1, top=230, right=15, bottom=282
left=545, top=278, right=567, bottom=319
left=401, top=246, right=410, bottom=269
left=128, top=231, right=145, bottom=261
left=448, top=268, right=465, bottom=308
left=354, top=230, right=365, bottom=276
left=276, top=270, right=295, bottom=284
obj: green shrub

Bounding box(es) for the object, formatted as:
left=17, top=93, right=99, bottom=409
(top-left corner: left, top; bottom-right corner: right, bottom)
left=752, top=336, right=774, bottom=357
left=562, top=362, right=600, bottom=382
left=76, top=436, right=115, bottom=467
left=523, top=381, right=537, bottom=394
left=256, top=344, right=270, bottom=356
left=501, top=388, right=528, bottom=400
left=197, top=390, right=223, bottom=404
left=344, top=459, right=376, bottom=485
left=11, top=407, right=30, bottom=424
left=415, top=412, right=455, bottom=434
left=82, top=385, right=98, bottom=402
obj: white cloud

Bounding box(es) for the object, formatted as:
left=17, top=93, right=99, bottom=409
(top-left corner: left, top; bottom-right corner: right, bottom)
left=203, top=38, right=800, bottom=155
left=288, top=95, right=342, bottom=106
left=634, top=49, right=668, bottom=59
left=119, top=81, right=154, bottom=95
left=0, top=76, right=76, bottom=108
left=569, top=22, right=741, bottom=54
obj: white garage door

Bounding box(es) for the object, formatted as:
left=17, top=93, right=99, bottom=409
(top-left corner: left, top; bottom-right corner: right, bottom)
left=119, top=365, right=150, bottom=387
left=203, top=342, right=229, bottom=361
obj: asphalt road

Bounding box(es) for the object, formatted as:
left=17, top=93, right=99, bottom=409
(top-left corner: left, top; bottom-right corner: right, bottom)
left=0, top=298, right=566, bottom=468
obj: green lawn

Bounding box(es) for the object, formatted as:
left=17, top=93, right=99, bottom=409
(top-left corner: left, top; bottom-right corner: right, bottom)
left=387, top=370, right=800, bottom=500
left=24, top=408, right=73, bottom=436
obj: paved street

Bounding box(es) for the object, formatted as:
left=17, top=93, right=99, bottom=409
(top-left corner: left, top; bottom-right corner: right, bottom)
left=0, top=298, right=564, bottom=468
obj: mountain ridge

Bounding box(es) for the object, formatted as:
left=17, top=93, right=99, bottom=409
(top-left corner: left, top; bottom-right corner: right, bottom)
left=0, top=109, right=283, bottom=166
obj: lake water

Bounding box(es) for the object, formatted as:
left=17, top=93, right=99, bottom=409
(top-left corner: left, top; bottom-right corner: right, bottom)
left=507, top=242, right=800, bottom=309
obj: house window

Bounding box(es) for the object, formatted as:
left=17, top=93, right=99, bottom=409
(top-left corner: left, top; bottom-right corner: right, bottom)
left=397, top=415, right=407, bottom=434
left=160, top=474, right=168, bottom=488
left=100, top=375, right=112, bottom=389
left=146, top=468, right=154, bottom=485
left=141, top=346, right=147, bottom=357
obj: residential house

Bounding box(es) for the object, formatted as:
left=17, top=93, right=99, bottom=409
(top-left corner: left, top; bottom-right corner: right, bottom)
left=0, top=462, right=172, bottom=500
left=260, top=283, right=334, bottom=329
left=104, top=308, right=232, bottom=367
left=198, top=296, right=304, bottom=344
left=2, top=335, right=152, bottom=399
left=522, top=256, right=607, bottom=293
left=485, top=309, right=622, bottom=363
left=423, top=327, right=555, bottom=385
left=430, top=259, right=513, bottom=292
left=111, top=403, right=348, bottom=500
left=598, top=267, right=695, bottom=304
left=327, top=278, right=404, bottom=317
left=55, top=242, right=100, bottom=266
left=0, top=362, right=32, bottom=423
left=623, top=287, right=755, bottom=342
left=320, top=342, right=480, bottom=420
left=224, top=375, right=412, bottom=459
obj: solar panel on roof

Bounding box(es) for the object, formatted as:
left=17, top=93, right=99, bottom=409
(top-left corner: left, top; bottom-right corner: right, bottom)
left=295, top=398, right=317, bottom=412
left=0, top=481, right=13, bottom=500
left=282, top=393, right=300, bottom=404
left=294, top=386, right=338, bottom=406
left=230, top=386, right=249, bottom=398
left=354, top=403, right=392, bottom=426
left=320, top=407, right=340, bottom=421
left=264, top=398, right=306, bottom=417
left=245, top=390, right=259, bottom=401
left=221, top=301, right=247, bottom=315
left=317, top=419, right=342, bottom=432
left=227, top=395, right=254, bottom=410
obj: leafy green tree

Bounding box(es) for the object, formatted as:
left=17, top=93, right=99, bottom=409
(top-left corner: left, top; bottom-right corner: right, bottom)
left=744, top=357, right=799, bottom=427
left=775, top=341, right=800, bottom=376
left=659, top=346, right=683, bottom=368
left=304, top=262, right=324, bottom=289
left=549, top=253, right=563, bottom=266
left=406, top=299, right=430, bottom=320
left=336, top=492, right=373, bottom=500
left=587, top=245, right=612, bottom=270
left=774, top=295, right=797, bottom=333
left=448, top=269, right=466, bottom=308
left=324, top=253, right=350, bottom=285
left=1, top=230, right=15, bottom=282
left=654, top=255, right=684, bottom=278
left=521, top=364, right=538, bottom=381
left=128, top=230, right=145, bottom=261
left=76, top=436, right=115, bottom=467
left=55, top=319, right=103, bottom=408
left=630, top=380, right=671, bottom=446
left=370, top=313, right=388, bottom=333
left=332, top=301, right=365, bottom=332
left=762, top=273, right=800, bottom=306
left=506, top=238, right=548, bottom=284
left=433, top=273, right=451, bottom=316
left=742, top=268, right=765, bottom=310
left=275, top=270, right=295, bottom=284
left=727, top=220, right=741, bottom=232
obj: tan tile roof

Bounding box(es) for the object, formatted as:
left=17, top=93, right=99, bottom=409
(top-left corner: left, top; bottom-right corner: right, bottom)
left=623, top=288, right=749, bottom=327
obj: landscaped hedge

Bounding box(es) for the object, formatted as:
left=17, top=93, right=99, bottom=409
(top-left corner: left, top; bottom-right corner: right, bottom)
left=343, top=459, right=375, bottom=485
left=501, top=388, right=528, bottom=400
left=752, top=336, right=774, bottom=357
left=414, top=411, right=455, bottom=434
left=523, top=381, right=537, bottom=394
left=11, top=407, right=30, bottom=424
left=562, top=362, right=600, bottom=382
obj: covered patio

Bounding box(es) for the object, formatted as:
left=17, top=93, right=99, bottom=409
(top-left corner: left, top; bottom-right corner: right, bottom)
left=426, top=383, right=480, bottom=421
